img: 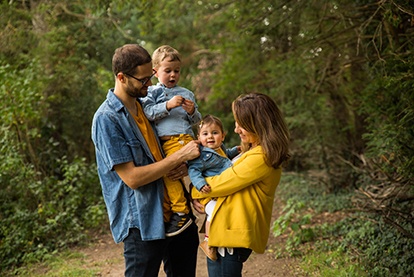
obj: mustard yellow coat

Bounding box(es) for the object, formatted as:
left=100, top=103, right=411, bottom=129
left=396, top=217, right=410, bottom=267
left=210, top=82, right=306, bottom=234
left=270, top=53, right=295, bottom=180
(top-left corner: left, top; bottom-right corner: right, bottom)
left=191, top=146, right=281, bottom=253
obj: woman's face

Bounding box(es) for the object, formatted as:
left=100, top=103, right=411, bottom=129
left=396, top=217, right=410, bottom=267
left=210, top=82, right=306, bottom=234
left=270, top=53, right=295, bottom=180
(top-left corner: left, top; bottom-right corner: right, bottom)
left=234, top=122, right=258, bottom=147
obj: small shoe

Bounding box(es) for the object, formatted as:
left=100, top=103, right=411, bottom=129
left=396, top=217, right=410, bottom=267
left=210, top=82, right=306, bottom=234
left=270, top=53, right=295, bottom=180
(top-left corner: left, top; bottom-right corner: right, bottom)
left=165, top=213, right=193, bottom=237
left=199, top=240, right=217, bottom=261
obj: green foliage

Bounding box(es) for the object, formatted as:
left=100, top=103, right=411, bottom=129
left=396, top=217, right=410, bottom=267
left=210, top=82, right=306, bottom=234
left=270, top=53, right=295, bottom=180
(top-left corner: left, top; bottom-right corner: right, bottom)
left=349, top=219, right=414, bottom=276
left=278, top=174, right=353, bottom=213
left=12, top=251, right=101, bottom=276
left=0, top=59, right=105, bottom=271
left=301, top=249, right=368, bottom=277
left=0, top=155, right=104, bottom=271
left=1, top=0, right=414, bottom=274
left=273, top=199, right=315, bottom=256
left=274, top=173, right=414, bottom=276
left=360, top=57, right=414, bottom=180
left=274, top=174, right=352, bottom=258
left=315, top=216, right=414, bottom=276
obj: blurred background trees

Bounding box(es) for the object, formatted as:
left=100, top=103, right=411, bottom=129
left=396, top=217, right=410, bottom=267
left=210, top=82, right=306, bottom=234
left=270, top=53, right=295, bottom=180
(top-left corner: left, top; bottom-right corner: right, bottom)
left=1, top=0, right=413, bottom=274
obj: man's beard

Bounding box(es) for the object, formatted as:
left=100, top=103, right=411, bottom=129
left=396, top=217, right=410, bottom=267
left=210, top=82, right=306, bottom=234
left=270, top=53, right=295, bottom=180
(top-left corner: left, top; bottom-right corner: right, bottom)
left=126, top=83, right=147, bottom=98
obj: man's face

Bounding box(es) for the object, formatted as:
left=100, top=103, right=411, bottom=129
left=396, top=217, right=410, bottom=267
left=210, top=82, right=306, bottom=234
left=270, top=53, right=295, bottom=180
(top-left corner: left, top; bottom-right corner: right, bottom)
left=124, top=62, right=154, bottom=98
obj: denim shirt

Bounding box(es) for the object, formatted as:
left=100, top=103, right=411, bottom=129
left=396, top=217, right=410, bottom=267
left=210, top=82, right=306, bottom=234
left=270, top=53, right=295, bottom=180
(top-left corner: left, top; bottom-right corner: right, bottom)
left=91, top=89, right=165, bottom=243
left=188, top=145, right=239, bottom=191
left=142, top=83, right=202, bottom=137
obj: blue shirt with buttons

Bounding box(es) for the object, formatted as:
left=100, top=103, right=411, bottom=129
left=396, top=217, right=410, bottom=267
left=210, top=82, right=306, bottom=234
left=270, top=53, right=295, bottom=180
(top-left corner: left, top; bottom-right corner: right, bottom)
left=91, top=89, right=166, bottom=243
left=142, top=83, right=202, bottom=137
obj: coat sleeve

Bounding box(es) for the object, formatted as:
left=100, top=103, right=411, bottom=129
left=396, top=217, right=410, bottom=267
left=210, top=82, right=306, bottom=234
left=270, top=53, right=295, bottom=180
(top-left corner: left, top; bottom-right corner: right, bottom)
left=191, top=148, right=273, bottom=199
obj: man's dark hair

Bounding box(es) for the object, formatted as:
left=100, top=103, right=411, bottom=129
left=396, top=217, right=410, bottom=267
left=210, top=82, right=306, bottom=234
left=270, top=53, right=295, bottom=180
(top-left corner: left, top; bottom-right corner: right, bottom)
left=112, top=44, right=152, bottom=76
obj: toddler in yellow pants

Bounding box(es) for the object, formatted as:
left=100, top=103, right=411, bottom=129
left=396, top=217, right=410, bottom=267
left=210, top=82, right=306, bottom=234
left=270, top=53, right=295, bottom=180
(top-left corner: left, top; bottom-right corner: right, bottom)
left=143, top=45, right=202, bottom=236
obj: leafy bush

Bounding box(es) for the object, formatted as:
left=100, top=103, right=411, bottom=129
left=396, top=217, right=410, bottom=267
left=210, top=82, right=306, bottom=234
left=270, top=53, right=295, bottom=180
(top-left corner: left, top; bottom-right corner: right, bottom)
left=273, top=199, right=314, bottom=257
left=315, top=216, right=414, bottom=276
left=0, top=61, right=105, bottom=272
left=274, top=173, right=414, bottom=276
left=278, top=173, right=353, bottom=213
left=0, top=155, right=105, bottom=271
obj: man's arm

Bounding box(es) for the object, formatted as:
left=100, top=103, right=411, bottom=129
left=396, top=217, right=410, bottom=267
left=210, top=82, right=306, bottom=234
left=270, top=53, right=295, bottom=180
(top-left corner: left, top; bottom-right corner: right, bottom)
left=114, top=140, right=200, bottom=189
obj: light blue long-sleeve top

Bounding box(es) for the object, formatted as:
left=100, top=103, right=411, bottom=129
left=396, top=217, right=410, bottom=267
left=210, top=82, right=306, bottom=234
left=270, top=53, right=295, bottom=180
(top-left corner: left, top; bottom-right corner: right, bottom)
left=142, top=83, right=202, bottom=137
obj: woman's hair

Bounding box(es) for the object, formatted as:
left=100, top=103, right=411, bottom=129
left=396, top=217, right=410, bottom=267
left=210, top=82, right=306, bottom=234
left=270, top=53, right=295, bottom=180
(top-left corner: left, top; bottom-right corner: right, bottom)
left=112, top=44, right=152, bottom=76
left=197, top=114, right=225, bottom=135
left=152, top=45, right=181, bottom=69
left=232, top=93, right=290, bottom=168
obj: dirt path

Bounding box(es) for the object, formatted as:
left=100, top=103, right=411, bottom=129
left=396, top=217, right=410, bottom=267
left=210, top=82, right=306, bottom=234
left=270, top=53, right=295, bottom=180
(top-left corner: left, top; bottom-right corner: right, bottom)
left=81, top=233, right=298, bottom=277
left=79, top=197, right=301, bottom=276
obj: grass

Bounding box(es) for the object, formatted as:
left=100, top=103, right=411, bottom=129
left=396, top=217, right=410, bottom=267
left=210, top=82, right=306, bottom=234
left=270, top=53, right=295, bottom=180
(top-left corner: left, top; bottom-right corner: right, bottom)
left=300, top=249, right=367, bottom=277
left=8, top=251, right=102, bottom=277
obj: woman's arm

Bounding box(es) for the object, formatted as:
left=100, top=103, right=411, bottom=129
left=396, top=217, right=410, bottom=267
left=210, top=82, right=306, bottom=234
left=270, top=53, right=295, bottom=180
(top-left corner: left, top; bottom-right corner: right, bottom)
left=192, top=147, right=273, bottom=199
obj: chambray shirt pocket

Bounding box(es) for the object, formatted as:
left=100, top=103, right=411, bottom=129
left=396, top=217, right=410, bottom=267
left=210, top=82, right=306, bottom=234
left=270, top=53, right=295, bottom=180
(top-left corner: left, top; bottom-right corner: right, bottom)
left=126, top=139, right=152, bottom=167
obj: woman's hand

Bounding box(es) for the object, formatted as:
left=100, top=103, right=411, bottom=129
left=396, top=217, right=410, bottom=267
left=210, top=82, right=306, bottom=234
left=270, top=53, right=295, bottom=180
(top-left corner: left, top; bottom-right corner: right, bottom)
left=192, top=198, right=205, bottom=214
left=188, top=183, right=205, bottom=214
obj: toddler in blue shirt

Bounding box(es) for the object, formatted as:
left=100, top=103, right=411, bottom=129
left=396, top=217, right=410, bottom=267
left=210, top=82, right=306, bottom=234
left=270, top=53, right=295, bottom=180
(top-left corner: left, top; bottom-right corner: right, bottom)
left=143, top=45, right=202, bottom=237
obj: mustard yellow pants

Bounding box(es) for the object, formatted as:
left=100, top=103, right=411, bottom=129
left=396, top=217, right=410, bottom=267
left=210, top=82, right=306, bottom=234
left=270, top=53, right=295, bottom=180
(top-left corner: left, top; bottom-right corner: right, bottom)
left=162, top=134, right=194, bottom=219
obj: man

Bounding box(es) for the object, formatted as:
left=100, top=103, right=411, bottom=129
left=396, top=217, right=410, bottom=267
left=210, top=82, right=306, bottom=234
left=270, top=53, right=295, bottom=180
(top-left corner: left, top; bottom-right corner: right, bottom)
left=91, top=44, right=200, bottom=277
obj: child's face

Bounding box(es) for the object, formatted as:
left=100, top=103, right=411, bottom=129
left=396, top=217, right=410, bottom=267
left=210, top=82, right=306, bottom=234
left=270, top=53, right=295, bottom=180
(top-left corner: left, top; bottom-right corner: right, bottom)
left=154, top=59, right=181, bottom=88
left=198, top=123, right=225, bottom=149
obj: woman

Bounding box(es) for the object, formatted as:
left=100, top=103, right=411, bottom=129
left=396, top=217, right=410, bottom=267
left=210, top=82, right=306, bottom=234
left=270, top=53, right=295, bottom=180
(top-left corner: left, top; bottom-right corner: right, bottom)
left=192, top=93, right=290, bottom=276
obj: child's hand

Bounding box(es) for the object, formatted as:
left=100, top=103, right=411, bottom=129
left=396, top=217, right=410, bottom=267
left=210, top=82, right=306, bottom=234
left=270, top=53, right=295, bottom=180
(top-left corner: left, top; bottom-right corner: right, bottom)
left=200, top=184, right=211, bottom=193
left=182, top=98, right=195, bottom=115
left=167, top=95, right=184, bottom=110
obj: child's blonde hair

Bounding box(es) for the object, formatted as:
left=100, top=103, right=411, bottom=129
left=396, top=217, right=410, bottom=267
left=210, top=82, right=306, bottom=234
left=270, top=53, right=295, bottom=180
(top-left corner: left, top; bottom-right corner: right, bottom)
left=152, top=45, right=181, bottom=69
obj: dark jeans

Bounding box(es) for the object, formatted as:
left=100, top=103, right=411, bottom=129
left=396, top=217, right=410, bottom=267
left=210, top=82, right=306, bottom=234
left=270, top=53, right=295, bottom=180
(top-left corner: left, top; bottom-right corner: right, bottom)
left=124, top=222, right=199, bottom=277
left=207, top=247, right=252, bottom=277
left=163, top=222, right=199, bottom=276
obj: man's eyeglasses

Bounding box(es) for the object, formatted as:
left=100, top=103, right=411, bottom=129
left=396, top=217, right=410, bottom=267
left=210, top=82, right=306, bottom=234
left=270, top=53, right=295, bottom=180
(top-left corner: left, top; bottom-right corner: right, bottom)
left=124, top=70, right=156, bottom=86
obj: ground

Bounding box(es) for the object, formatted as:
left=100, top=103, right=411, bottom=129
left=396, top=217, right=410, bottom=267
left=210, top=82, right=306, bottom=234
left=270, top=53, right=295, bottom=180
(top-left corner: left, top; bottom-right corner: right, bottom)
left=76, top=196, right=303, bottom=277
left=80, top=231, right=299, bottom=277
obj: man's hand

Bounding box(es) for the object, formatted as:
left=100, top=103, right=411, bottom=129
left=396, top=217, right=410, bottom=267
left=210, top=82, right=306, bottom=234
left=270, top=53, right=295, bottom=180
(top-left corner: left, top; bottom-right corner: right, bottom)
left=167, top=163, right=188, bottom=181
left=178, top=140, right=200, bottom=161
